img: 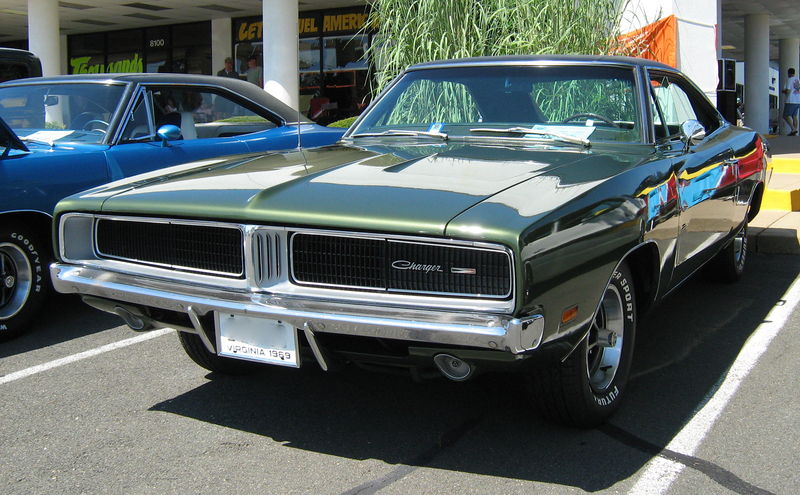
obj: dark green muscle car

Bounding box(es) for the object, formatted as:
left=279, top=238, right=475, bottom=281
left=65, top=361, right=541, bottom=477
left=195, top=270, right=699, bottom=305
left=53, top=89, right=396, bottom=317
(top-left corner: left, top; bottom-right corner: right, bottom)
left=50, top=55, right=767, bottom=427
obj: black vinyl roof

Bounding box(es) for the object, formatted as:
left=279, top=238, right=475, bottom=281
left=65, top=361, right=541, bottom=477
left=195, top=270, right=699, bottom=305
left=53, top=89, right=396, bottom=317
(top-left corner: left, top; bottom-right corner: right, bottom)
left=0, top=72, right=309, bottom=124
left=410, top=54, right=675, bottom=71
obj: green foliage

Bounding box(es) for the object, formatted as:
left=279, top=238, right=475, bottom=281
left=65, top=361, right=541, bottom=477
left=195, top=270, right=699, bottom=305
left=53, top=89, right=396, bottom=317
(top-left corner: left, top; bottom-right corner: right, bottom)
left=45, top=121, right=66, bottom=129
left=328, top=116, right=358, bottom=128
left=365, top=0, right=636, bottom=94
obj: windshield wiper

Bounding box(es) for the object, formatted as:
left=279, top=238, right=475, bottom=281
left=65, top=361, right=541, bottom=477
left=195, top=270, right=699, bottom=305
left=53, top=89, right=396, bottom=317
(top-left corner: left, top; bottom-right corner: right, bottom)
left=350, top=129, right=448, bottom=140
left=469, top=127, right=590, bottom=147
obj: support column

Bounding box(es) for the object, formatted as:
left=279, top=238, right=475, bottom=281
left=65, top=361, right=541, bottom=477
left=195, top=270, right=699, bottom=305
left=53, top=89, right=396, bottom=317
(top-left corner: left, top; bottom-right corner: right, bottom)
left=262, top=0, right=299, bottom=110
left=27, top=0, right=60, bottom=76
left=779, top=38, right=800, bottom=134
left=744, top=13, right=770, bottom=134
left=211, top=18, right=233, bottom=76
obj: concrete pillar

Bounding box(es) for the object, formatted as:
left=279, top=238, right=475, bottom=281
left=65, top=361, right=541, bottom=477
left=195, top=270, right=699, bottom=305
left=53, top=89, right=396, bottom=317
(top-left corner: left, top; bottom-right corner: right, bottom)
left=744, top=14, right=770, bottom=134
left=59, top=34, right=67, bottom=75
left=211, top=18, right=232, bottom=76
left=779, top=38, right=800, bottom=134
left=27, top=0, right=60, bottom=76
left=262, top=0, right=299, bottom=111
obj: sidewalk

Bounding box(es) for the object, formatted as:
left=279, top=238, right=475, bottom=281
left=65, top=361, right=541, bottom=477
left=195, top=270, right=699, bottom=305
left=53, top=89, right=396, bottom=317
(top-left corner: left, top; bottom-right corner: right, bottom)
left=749, top=135, right=800, bottom=255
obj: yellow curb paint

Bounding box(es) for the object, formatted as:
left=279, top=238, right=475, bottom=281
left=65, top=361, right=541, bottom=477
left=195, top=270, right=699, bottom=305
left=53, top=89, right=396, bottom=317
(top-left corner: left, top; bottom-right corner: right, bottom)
left=771, top=158, right=800, bottom=174
left=762, top=188, right=800, bottom=211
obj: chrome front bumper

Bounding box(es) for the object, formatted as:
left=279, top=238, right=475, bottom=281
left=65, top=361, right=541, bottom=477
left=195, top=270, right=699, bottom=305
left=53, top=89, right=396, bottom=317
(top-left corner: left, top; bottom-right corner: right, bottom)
left=51, top=263, right=544, bottom=355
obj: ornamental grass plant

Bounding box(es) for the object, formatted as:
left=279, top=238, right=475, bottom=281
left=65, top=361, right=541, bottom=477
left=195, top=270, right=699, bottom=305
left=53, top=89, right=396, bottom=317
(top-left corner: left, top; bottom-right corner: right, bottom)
left=365, top=0, right=644, bottom=94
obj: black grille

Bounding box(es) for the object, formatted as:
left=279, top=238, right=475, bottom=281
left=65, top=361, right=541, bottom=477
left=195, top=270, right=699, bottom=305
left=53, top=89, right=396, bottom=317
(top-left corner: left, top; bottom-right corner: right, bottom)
left=96, top=219, right=244, bottom=277
left=291, top=233, right=511, bottom=298
left=292, top=234, right=385, bottom=288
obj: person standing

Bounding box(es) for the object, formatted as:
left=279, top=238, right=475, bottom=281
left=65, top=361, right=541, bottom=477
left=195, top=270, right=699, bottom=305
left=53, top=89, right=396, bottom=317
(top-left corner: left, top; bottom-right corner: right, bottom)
left=216, top=57, right=239, bottom=79
left=783, top=68, right=800, bottom=136
left=245, top=56, right=263, bottom=87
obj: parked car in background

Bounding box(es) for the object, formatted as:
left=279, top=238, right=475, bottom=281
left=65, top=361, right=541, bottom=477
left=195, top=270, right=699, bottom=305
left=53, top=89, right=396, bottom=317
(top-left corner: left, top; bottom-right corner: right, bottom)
left=0, top=73, right=344, bottom=340
left=50, top=56, right=766, bottom=427
left=0, top=48, right=41, bottom=83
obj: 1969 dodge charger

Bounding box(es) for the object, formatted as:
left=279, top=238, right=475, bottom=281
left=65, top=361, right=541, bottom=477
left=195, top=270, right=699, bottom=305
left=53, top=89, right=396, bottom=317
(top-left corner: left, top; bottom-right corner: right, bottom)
left=50, top=55, right=767, bottom=426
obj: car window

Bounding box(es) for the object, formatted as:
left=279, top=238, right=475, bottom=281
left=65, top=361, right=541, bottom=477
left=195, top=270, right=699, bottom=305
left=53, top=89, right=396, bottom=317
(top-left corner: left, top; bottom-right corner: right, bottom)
left=0, top=82, right=124, bottom=144
left=379, top=79, right=481, bottom=126
left=649, top=73, right=720, bottom=140
left=531, top=77, right=638, bottom=133
left=353, top=65, right=642, bottom=143
left=119, top=92, right=152, bottom=142
left=146, top=86, right=277, bottom=140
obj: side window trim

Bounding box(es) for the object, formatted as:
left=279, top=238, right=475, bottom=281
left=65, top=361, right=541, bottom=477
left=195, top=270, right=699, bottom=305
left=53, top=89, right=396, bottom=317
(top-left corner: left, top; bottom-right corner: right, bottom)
left=645, top=69, right=673, bottom=143
left=114, top=86, right=155, bottom=145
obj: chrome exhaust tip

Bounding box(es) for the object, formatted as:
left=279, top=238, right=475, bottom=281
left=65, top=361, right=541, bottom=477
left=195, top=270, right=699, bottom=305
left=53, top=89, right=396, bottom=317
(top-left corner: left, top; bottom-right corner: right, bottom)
left=433, top=354, right=473, bottom=381
left=112, top=306, right=151, bottom=331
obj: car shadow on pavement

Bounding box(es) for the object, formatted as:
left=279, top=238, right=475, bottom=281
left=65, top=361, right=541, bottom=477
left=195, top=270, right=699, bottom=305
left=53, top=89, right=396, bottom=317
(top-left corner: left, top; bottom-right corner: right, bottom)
left=0, top=293, right=121, bottom=359
left=149, top=253, right=799, bottom=492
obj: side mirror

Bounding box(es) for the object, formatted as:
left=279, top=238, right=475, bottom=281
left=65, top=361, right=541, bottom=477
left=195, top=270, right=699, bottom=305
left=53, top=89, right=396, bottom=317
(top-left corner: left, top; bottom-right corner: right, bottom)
left=156, top=124, right=181, bottom=147
left=680, top=119, right=706, bottom=147
left=44, top=95, right=59, bottom=106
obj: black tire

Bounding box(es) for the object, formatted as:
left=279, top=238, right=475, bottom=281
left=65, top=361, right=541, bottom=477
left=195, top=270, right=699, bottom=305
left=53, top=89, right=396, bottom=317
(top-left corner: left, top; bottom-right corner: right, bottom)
left=0, top=226, right=51, bottom=341
left=528, top=262, right=636, bottom=428
left=177, top=330, right=259, bottom=375
left=706, top=221, right=747, bottom=283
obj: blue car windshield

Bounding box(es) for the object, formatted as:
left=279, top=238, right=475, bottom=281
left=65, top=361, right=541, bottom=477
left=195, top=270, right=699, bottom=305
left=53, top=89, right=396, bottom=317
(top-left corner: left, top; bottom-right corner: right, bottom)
left=350, top=65, right=642, bottom=144
left=0, top=82, right=125, bottom=145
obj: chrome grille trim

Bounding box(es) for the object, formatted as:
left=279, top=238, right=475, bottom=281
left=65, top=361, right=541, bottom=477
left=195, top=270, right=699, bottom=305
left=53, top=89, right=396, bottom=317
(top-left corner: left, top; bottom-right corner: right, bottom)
left=250, top=228, right=284, bottom=286
left=289, top=231, right=513, bottom=299
left=94, top=216, right=245, bottom=278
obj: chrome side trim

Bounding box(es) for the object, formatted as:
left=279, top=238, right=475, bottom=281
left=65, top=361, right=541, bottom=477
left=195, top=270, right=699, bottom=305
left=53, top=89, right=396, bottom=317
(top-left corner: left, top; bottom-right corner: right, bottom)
left=51, top=263, right=543, bottom=354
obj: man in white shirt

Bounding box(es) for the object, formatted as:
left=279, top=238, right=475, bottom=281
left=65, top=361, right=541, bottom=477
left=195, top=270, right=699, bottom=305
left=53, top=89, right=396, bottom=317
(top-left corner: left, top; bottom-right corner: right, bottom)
left=783, top=68, right=800, bottom=136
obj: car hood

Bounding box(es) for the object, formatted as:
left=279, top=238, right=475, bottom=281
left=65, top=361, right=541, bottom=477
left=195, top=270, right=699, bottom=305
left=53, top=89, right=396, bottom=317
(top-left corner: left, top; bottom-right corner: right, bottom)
left=71, top=140, right=651, bottom=237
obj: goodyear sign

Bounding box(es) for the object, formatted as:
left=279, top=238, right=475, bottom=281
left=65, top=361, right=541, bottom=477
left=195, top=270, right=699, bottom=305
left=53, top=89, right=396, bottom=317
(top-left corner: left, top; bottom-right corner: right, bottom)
left=236, top=9, right=369, bottom=43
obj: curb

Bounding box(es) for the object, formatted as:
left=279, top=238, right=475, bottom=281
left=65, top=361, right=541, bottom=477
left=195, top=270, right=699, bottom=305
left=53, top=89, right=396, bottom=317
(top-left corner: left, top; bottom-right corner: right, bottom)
left=749, top=210, right=800, bottom=255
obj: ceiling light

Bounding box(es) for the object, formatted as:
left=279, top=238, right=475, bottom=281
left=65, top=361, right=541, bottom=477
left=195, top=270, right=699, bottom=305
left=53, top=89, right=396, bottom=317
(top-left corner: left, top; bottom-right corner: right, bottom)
left=122, top=2, right=170, bottom=11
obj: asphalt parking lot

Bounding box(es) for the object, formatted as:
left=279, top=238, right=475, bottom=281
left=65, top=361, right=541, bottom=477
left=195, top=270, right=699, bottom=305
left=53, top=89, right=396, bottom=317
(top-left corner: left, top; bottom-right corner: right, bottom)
left=1, top=252, right=798, bottom=495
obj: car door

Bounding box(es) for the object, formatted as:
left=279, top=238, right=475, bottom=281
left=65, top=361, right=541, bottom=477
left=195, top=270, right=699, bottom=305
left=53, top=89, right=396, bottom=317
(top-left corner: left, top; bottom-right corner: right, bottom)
left=106, top=85, right=262, bottom=180
left=648, top=71, right=737, bottom=282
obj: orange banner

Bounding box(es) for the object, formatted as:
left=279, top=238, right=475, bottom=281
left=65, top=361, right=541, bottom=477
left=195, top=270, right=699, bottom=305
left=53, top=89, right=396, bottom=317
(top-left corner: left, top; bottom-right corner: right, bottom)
left=618, top=15, right=677, bottom=68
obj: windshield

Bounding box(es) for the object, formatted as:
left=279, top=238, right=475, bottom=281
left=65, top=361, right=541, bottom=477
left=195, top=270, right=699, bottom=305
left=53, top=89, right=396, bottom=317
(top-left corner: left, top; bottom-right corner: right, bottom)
left=351, top=65, right=642, bottom=144
left=0, top=82, right=125, bottom=145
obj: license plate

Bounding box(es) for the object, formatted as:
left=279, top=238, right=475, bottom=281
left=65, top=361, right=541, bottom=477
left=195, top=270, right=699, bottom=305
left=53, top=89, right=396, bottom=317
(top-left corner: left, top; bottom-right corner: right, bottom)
left=216, top=313, right=299, bottom=367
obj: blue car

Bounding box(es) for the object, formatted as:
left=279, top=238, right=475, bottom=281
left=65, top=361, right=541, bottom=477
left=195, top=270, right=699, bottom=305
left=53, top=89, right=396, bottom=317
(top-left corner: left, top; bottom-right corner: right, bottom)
left=0, top=73, right=345, bottom=339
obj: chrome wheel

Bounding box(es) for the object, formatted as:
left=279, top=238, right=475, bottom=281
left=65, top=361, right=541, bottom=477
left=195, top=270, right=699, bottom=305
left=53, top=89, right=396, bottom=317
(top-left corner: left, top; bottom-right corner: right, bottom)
left=586, top=284, right=625, bottom=392
left=0, top=242, right=32, bottom=319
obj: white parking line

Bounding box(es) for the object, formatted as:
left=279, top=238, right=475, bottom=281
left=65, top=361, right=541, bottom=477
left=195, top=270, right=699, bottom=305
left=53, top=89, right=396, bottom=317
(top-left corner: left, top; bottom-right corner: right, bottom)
left=628, top=273, right=800, bottom=495
left=0, top=328, right=174, bottom=385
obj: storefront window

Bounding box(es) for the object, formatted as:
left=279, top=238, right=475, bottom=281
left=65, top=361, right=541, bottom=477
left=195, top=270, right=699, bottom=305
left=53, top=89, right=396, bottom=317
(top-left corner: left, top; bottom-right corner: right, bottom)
left=234, top=8, right=373, bottom=124
left=145, top=26, right=170, bottom=73
left=172, top=22, right=211, bottom=75
left=68, top=22, right=210, bottom=75
left=323, top=35, right=368, bottom=71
